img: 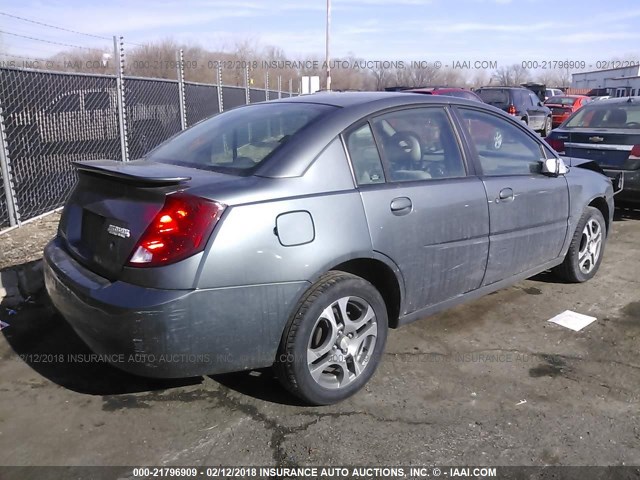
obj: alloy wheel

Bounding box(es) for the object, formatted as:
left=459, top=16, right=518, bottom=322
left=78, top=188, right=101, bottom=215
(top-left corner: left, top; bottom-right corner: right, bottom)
left=306, top=296, right=377, bottom=390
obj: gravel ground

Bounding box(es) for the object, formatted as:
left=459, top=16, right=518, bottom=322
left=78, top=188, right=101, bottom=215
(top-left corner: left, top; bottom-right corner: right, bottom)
left=0, top=212, right=61, bottom=270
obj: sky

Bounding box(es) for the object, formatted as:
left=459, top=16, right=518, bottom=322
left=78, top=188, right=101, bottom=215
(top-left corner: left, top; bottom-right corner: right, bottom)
left=1, top=0, right=640, bottom=67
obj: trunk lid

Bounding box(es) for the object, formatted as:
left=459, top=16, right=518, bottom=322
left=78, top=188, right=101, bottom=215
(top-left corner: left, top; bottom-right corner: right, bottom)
left=59, top=160, right=238, bottom=280
left=553, top=128, right=640, bottom=170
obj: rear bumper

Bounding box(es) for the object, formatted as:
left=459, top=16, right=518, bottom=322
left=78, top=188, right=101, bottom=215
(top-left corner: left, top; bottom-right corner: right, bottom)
left=44, top=238, right=309, bottom=378
left=603, top=169, right=640, bottom=204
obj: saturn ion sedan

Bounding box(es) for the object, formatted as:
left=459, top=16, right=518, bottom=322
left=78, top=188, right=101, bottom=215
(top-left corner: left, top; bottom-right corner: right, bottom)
left=45, top=92, right=614, bottom=405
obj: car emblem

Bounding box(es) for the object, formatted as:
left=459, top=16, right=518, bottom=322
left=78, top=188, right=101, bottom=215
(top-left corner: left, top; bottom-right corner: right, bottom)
left=107, top=224, right=130, bottom=238
left=589, top=136, right=604, bottom=143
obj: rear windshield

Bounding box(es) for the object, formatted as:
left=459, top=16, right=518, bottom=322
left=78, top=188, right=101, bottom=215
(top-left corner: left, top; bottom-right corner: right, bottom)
left=476, top=89, right=510, bottom=106
left=546, top=96, right=576, bottom=106
left=564, top=103, right=640, bottom=129
left=147, top=102, right=336, bottom=174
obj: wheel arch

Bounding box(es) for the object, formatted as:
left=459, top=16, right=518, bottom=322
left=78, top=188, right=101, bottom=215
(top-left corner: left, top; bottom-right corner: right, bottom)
left=588, top=196, right=610, bottom=235
left=329, top=257, right=404, bottom=329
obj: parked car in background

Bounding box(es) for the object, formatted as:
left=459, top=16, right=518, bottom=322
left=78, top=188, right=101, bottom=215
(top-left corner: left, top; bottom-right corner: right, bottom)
left=45, top=92, right=614, bottom=405
left=591, top=96, right=611, bottom=102
left=546, top=88, right=564, bottom=100
left=544, top=95, right=592, bottom=127
left=546, top=97, right=640, bottom=205
left=475, top=87, right=553, bottom=136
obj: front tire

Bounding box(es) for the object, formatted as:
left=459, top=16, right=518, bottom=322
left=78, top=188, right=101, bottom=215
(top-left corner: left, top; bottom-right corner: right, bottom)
left=553, top=207, right=606, bottom=283
left=275, top=271, right=388, bottom=405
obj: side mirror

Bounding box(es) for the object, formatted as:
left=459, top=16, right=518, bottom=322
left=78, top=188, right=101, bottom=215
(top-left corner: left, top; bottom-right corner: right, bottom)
left=541, top=157, right=568, bottom=176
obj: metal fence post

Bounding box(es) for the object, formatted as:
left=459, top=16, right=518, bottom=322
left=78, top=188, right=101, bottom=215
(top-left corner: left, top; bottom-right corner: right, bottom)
left=264, top=72, right=269, bottom=101
left=244, top=65, right=250, bottom=105
left=0, top=101, right=19, bottom=226
left=216, top=65, right=224, bottom=113
left=113, top=35, right=129, bottom=162
left=278, top=76, right=282, bottom=99
left=289, top=78, right=293, bottom=96
left=176, top=49, right=187, bottom=130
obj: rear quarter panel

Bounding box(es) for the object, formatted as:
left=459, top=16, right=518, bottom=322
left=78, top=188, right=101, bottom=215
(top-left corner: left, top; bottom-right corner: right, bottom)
left=195, top=137, right=373, bottom=288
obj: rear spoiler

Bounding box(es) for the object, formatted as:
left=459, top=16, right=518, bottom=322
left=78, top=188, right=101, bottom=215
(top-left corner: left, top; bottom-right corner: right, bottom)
left=73, top=160, right=191, bottom=186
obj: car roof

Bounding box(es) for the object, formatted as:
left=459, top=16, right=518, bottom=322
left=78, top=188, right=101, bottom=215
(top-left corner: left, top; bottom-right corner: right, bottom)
left=586, top=96, right=639, bottom=105
left=275, top=91, right=479, bottom=109
left=405, top=87, right=467, bottom=94
left=476, top=86, right=528, bottom=91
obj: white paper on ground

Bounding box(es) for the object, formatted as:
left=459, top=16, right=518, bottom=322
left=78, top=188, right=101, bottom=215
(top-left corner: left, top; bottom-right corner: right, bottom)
left=548, top=310, right=597, bottom=331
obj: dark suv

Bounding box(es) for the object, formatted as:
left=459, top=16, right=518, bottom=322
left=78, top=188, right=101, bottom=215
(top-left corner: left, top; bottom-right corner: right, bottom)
left=475, top=87, right=552, bottom=136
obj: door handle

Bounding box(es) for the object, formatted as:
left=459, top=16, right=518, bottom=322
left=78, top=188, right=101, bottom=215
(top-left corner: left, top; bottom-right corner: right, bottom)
left=390, top=197, right=412, bottom=215
left=498, top=188, right=514, bottom=202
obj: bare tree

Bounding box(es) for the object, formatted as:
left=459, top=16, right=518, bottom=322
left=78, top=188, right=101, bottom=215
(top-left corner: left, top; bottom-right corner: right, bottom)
left=492, top=64, right=529, bottom=86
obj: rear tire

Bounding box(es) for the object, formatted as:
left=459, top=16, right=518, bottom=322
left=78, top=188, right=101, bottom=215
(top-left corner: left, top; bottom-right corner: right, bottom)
left=553, top=207, right=606, bottom=283
left=275, top=271, right=388, bottom=405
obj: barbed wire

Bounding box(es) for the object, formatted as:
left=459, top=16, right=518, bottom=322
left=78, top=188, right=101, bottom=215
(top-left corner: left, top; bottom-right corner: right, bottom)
left=0, top=30, right=99, bottom=51
left=0, top=11, right=111, bottom=40
left=0, top=11, right=145, bottom=47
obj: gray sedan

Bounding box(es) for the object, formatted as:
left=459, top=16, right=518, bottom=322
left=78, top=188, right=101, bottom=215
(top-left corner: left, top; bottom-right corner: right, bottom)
left=44, top=92, right=614, bottom=405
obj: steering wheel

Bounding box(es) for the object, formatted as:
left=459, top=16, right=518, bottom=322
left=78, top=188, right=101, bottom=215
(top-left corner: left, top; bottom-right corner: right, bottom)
left=626, top=122, right=640, bottom=128
left=390, top=132, right=422, bottom=163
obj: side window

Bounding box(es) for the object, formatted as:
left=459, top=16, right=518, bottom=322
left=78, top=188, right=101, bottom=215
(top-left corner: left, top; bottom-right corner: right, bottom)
left=458, top=108, right=544, bottom=176
left=50, top=93, right=81, bottom=113
left=85, top=92, right=110, bottom=111
left=529, top=92, right=540, bottom=106
left=345, top=124, right=385, bottom=185
left=370, top=107, right=466, bottom=182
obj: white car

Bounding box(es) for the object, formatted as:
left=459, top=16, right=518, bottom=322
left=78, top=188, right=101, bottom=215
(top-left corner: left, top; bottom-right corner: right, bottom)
left=545, top=88, right=563, bottom=100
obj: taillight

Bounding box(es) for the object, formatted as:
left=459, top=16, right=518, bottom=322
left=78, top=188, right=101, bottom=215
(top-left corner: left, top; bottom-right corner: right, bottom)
left=128, top=193, right=226, bottom=267
left=630, top=145, right=640, bottom=159
left=507, top=104, right=516, bottom=115
left=546, top=138, right=565, bottom=154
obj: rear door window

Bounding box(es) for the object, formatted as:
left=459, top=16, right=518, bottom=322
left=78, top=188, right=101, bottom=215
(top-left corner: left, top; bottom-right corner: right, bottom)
left=345, top=124, right=386, bottom=185
left=370, top=107, right=467, bottom=182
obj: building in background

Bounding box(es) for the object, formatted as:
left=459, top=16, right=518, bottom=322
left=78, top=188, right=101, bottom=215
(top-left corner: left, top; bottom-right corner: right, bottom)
left=572, top=65, right=640, bottom=97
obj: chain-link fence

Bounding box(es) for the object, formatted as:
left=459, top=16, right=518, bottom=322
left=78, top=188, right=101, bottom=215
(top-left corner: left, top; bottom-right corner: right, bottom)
left=126, top=77, right=182, bottom=159
left=0, top=168, right=9, bottom=229
left=184, top=82, right=219, bottom=127
left=0, top=66, right=299, bottom=231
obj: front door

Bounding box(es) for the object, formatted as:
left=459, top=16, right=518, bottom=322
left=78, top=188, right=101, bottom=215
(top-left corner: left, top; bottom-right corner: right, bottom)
left=454, top=107, right=570, bottom=285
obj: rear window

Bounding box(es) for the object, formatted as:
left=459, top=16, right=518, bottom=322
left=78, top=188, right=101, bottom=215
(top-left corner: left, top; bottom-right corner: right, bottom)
left=564, top=103, right=640, bottom=129
left=476, top=89, right=510, bottom=106
left=147, top=102, right=336, bottom=174
left=546, top=96, right=576, bottom=106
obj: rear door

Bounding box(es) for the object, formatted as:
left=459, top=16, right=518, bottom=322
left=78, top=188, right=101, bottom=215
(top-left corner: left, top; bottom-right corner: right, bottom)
left=453, top=107, right=570, bottom=285
left=344, top=106, right=490, bottom=314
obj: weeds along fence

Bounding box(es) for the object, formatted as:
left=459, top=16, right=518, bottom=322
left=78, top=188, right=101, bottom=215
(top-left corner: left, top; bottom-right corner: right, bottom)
left=0, top=64, right=296, bottom=231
